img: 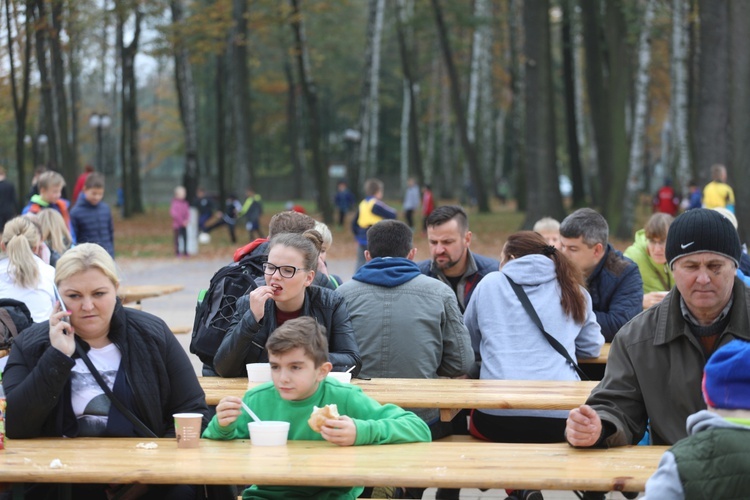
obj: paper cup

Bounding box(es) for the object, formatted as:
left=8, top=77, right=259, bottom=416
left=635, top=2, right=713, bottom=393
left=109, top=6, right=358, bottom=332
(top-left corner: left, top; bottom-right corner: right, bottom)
left=173, top=413, right=203, bottom=449
left=248, top=421, right=290, bottom=446
left=246, top=363, right=272, bottom=383
left=327, top=372, right=352, bottom=384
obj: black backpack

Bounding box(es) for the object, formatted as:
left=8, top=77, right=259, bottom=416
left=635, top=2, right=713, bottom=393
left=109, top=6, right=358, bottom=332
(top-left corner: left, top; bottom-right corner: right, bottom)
left=0, top=298, right=34, bottom=352
left=190, top=253, right=264, bottom=367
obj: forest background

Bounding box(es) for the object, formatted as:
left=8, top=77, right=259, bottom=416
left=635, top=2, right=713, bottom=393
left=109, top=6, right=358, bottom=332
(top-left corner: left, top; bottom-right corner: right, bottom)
left=2, top=0, right=750, bottom=242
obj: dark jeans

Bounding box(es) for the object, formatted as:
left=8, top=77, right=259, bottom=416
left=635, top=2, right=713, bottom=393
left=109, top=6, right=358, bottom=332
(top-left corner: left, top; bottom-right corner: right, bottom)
left=174, top=227, right=187, bottom=255
left=469, top=410, right=566, bottom=443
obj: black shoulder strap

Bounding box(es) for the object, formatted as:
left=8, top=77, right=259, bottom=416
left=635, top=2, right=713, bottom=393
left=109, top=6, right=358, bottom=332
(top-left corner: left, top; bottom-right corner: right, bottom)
left=74, top=341, right=157, bottom=438
left=504, top=274, right=589, bottom=381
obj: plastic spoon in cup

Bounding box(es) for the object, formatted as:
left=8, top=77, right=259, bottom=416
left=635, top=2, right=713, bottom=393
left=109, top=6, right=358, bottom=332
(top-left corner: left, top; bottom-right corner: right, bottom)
left=241, top=401, right=262, bottom=423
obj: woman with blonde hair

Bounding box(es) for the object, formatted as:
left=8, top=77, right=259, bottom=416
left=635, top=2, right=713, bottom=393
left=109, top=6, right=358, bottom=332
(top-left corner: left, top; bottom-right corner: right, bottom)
left=0, top=216, right=55, bottom=321
left=37, top=208, right=73, bottom=267
left=3, top=243, right=210, bottom=498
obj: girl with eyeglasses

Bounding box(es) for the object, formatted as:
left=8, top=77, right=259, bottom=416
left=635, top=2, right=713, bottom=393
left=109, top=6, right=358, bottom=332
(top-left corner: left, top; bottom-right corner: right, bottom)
left=213, top=229, right=361, bottom=378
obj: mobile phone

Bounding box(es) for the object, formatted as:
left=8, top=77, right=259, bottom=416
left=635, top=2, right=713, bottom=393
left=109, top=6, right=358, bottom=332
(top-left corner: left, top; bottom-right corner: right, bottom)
left=52, top=284, right=70, bottom=333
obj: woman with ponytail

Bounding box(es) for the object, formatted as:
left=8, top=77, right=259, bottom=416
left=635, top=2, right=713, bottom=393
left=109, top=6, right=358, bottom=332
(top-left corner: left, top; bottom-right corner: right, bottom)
left=464, top=231, right=603, bottom=447
left=0, top=216, right=56, bottom=321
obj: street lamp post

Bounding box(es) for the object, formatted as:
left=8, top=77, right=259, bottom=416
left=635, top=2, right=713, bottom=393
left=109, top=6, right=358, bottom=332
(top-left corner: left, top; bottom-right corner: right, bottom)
left=37, top=134, right=48, bottom=166
left=89, top=113, right=111, bottom=173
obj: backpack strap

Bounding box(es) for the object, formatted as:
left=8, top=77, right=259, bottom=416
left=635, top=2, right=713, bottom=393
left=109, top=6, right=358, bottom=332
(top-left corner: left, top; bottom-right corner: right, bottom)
left=74, top=341, right=157, bottom=438
left=504, top=274, right=589, bottom=381
left=0, top=309, right=19, bottom=339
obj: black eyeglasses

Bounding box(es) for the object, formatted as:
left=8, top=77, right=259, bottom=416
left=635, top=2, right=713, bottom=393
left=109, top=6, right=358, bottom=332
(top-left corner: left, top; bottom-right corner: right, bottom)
left=262, top=262, right=307, bottom=279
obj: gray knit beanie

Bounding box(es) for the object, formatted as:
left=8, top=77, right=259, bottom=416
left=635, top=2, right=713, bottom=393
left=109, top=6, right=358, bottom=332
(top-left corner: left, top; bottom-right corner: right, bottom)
left=665, top=208, right=741, bottom=269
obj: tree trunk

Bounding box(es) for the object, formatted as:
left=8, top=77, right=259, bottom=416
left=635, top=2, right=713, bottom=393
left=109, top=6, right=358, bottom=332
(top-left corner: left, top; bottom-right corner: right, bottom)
left=522, top=0, right=565, bottom=228
left=33, top=0, right=59, bottom=170
left=49, top=0, right=73, bottom=183
left=67, top=0, right=81, bottom=180
left=170, top=0, right=200, bottom=201
left=617, top=0, right=656, bottom=239
left=6, top=0, right=34, bottom=203
left=424, top=50, right=440, bottom=185
left=364, top=0, right=385, bottom=179
left=729, top=0, right=750, bottom=242
left=117, top=3, right=143, bottom=217
left=561, top=0, right=584, bottom=207
left=693, top=0, right=729, bottom=183
left=509, top=0, right=525, bottom=210
left=215, top=53, right=227, bottom=204
left=671, top=0, right=691, bottom=193
left=284, top=58, right=304, bottom=199
left=431, top=0, right=489, bottom=213
left=394, top=0, right=423, bottom=185
left=580, top=0, right=630, bottom=228
left=231, top=0, right=252, bottom=190
left=289, top=0, right=332, bottom=223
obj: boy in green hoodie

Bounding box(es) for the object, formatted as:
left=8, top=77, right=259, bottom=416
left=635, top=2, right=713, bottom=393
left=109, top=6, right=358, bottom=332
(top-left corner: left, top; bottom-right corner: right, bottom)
left=202, top=316, right=431, bottom=500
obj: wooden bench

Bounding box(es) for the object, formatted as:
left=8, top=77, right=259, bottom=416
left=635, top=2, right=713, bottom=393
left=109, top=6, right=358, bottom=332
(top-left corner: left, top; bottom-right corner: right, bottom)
left=0, top=438, right=664, bottom=492
left=200, top=377, right=598, bottom=421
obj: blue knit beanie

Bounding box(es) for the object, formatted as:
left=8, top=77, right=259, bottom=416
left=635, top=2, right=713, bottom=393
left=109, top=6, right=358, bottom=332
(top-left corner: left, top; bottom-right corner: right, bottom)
left=702, top=339, right=750, bottom=410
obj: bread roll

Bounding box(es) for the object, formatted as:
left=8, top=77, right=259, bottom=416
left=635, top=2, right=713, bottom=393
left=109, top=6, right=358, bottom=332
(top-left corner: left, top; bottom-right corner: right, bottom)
left=308, top=404, right=341, bottom=432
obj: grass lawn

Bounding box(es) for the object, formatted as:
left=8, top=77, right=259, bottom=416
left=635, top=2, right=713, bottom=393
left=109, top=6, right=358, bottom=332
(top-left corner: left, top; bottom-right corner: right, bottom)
left=113, top=199, right=651, bottom=261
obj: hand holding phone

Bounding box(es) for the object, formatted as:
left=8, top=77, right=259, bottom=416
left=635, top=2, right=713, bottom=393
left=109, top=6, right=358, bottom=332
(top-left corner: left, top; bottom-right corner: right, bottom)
left=50, top=284, right=75, bottom=357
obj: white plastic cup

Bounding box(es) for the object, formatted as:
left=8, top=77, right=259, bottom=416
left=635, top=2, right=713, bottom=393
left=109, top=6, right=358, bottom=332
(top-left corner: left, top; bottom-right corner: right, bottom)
left=248, top=421, right=290, bottom=446
left=326, top=372, right=352, bottom=384
left=173, top=413, right=203, bottom=449
left=246, top=363, right=272, bottom=383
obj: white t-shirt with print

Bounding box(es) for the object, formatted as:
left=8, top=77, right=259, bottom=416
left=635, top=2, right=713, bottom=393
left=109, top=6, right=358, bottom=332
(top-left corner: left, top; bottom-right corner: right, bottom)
left=71, top=343, right=122, bottom=437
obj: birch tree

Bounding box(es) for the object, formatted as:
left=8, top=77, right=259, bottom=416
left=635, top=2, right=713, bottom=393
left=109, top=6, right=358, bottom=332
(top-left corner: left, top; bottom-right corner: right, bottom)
left=363, top=0, right=385, bottom=181
left=431, top=0, right=489, bottom=212
left=466, top=0, right=489, bottom=193
left=670, top=0, right=690, bottom=192
left=561, top=0, right=584, bottom=207
left=618, top=0, right=656, bottom=239
left=509, top=0, right=525, bottom=210
left=394, top=0, right=423, bottom=187
left=49, top=0, right=74, bottom=183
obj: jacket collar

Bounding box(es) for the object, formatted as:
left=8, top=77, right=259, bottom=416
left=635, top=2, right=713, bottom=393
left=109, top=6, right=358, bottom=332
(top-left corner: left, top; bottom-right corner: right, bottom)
left=586, top=243, right=612, bottom=287
left=655, top=277, right=750, bottom=346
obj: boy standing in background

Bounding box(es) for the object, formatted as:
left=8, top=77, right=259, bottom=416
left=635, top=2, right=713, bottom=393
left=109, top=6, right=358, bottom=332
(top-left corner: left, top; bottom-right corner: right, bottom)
left=170, top=186, right=190, bottom=257
left=70, top=173, right=115, bottom=257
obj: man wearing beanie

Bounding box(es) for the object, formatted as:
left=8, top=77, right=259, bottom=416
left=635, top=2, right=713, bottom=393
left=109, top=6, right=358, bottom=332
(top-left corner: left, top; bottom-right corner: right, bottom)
left=566, top=209, right=750, bottom=452
left=643, top=339, right=750, bottom=498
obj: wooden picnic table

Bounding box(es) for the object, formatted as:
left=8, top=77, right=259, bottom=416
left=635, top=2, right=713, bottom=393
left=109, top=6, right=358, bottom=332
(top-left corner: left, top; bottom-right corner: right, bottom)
left=117, top=284, right=184, bottom=304
left=199, top=377, right=598, bottom=421
left=0, top=437, right=664, bottom=492
left=578, top=342, right=610, bottom=364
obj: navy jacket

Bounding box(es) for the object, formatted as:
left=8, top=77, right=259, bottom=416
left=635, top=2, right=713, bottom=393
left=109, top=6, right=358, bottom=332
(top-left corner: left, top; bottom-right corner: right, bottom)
left=417, top=251, right=499, bottom=313
left=586, top=244, right=643, bottom=342
left=70, top=196, right=115, bottom=257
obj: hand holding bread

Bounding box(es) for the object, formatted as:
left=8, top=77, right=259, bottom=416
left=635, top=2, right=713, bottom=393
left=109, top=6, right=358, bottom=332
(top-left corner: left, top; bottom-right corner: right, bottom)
left=308, top=404, right=357, bottom=446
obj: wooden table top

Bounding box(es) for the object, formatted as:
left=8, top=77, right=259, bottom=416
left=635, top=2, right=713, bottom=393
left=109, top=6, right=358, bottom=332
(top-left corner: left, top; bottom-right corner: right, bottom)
left=0, top=438, right=664, bottom=492
left=200, top=377, right=598, bottom=411
left=117, top=284, right=184, bottom=304
left=578, top=343, right=610, bottom=364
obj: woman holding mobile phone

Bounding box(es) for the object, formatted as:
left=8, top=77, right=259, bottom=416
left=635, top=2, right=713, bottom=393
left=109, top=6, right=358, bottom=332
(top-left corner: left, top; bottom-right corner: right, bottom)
left=2, top=243, right=212, bottom=499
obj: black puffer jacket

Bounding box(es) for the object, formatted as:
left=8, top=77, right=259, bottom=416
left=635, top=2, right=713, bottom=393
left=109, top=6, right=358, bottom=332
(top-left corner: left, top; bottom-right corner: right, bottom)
left=2, top=301, right=209, bottom=438
left=214, top=285, right=361, bottom=377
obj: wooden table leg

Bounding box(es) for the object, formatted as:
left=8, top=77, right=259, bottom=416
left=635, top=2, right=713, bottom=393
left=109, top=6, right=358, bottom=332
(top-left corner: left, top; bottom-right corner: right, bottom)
left=440, top=408, right=460, bottom=422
